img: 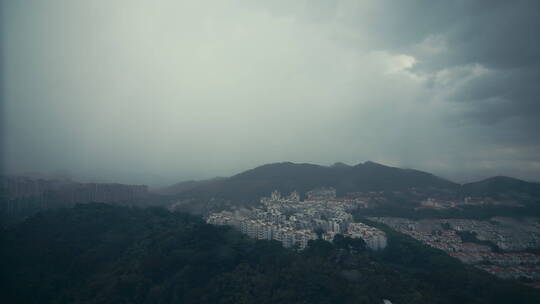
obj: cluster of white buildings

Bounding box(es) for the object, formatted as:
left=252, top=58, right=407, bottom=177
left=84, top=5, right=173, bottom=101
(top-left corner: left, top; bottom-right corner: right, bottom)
left=207, top=211, right=317, bottom=249
left=345, top=222, right=387, bottom=250
left=206, top=189, right=387, bottom=250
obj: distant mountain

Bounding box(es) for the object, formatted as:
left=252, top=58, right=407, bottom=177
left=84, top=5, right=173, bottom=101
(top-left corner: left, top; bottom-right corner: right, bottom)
left=462, top=176, right=540, bottom=198
left=153, top=177, right=226, bottom=195
left=171, top=161, right=459, bottom=201
left=330, top=162, right=351, bottom=168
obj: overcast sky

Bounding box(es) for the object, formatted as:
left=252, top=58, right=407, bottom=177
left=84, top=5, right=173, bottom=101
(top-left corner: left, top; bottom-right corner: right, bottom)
left=2, top=0, right=540, bottom=186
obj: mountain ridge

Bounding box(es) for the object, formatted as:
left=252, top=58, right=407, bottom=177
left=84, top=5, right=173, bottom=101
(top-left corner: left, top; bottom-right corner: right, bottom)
left=170, top=161, right=457, bottom=200
left=162, top=161, right=540, bottom=201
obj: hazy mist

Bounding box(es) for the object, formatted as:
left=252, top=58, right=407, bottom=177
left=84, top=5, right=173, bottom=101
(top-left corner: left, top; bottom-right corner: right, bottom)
left=2, top=0, right=540, bottom=186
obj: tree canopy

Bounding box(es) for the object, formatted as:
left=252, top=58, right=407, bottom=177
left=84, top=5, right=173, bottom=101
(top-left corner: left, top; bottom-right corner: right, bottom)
left=1, top=203, right=539, bottom=304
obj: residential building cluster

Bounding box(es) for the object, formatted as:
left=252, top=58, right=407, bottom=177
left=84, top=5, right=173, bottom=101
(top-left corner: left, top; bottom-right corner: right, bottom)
left=369, top=217, right=540, bottom=283
left=206, top=189, right=386, bottom=250
left=306, top=187, right=337, bottom=199
left=1, top=176, right=149, bottom=225
left=344, top=222, right=387, bottom=250
left=417, top=197, right=522, bottom=210
left=207, top=211, right=317, bottom=249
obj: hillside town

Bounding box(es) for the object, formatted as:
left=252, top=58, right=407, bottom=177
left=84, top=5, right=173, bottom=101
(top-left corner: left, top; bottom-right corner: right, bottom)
left=206, top=188, right=387, bottom=250
left=369, top=217, right=540, bottom=284
left=416, top=197, right=523, bottom=210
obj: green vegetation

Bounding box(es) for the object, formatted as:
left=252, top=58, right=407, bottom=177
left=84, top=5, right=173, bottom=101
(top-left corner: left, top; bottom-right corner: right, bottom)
left=1, top=203, right=539, bottom=304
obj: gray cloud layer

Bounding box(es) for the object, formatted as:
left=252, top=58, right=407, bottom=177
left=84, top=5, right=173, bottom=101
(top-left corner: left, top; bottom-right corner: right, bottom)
left=2, top=0, right=540, bottom=185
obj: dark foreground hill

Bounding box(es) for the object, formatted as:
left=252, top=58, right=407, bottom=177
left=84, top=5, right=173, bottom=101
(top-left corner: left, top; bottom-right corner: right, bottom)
left=1, top=203, right=539, bottom=304
left=170, top=161, right=458, bottom=201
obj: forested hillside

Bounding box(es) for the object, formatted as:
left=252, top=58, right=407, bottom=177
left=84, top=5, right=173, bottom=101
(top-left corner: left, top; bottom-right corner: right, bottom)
left=1, top=203, right=539, bottom=304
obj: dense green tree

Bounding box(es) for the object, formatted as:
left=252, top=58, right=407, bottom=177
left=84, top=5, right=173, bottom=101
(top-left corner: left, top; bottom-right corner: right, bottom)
left=1, top=203, right=539, bottom=304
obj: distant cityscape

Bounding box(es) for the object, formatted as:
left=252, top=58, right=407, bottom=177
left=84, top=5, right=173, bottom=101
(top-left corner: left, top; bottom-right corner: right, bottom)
left=417, top=197, right=523, bottom=210
left=206, top=188, right=387, bottom=250
left=204, top=186, right=540, bottom=289
left=368, top=217, right=540, bottom=286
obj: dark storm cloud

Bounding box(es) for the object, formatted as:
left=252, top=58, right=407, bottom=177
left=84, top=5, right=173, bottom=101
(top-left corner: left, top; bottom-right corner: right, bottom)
left=2, top=0, right=540, bottom=185
left=250, top=0, right=540, bottom=124
left=257, top=0, right=540, bottom=178
left=405, top=0, right=540, bottom=130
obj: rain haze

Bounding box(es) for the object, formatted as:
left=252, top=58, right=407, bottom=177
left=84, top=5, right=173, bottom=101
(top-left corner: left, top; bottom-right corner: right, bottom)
left=2, top=0, right=540, bottom=186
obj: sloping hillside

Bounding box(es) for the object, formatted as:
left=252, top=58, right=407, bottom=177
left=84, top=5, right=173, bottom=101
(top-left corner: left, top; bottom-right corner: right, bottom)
left=153, top=177, right=226, bottom=195
left=172, top=161, right=458, bottom=201
left=462, top=176, right=540, bottom=199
